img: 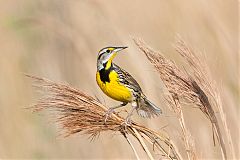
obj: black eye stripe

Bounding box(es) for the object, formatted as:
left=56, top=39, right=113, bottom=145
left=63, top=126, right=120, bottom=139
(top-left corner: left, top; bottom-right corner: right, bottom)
left=98, top=49, right=111, bottom=60
left=98, top=52, right=104, bottom=60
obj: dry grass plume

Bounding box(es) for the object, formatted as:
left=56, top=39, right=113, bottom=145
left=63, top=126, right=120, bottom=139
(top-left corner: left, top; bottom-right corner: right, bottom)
left=134, top=37, right=235, bottom=159
left=28, top=37, right=235, bottom=160
left=27, top=75, right=181, bottom=160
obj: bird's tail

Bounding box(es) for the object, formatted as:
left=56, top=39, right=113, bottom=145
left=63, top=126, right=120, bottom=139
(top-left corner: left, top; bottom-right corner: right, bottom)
left=136, top=94, right=162, bottom=118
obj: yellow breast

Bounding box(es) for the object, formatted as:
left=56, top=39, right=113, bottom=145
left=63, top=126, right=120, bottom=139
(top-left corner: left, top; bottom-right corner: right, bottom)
left=96, top=70, right=132, bottom=102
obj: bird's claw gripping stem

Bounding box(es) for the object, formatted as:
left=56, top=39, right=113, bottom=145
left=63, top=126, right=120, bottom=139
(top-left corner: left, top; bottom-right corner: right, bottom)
left=104, top=108, right=115, bottom=124
left=120, top=116, right=132, bottom=130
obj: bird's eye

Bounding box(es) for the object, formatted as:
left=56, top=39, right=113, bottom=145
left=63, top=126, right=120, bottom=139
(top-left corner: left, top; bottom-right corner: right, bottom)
left=106, top=49, right=110, bottom=53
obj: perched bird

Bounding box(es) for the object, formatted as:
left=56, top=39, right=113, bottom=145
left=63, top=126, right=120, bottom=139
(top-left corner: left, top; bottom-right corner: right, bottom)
left=96, top=46, right=162, bottom=124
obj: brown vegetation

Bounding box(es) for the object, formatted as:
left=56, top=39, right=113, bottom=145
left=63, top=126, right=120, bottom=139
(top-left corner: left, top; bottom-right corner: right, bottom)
left=28, top=37, right=236, bottom=159
left=134, top=37, right=235, bottom=159
left=0, top=1, right=237, bottom=159
left=28, top=75, right=181, bottom=160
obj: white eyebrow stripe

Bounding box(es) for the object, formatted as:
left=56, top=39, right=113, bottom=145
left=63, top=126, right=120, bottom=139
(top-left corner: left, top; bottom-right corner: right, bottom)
left=98, top=49, right=107, bottom=60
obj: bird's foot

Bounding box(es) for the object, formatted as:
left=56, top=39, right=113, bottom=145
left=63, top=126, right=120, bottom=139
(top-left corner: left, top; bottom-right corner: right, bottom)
left=104, top=108, right=115, bottom=124
left=121, top=116, right=132, bottom=130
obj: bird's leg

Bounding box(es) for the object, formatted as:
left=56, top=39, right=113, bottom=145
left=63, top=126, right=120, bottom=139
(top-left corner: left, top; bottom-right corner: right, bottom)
left=121, top=101, right=138, bottom=128
left=104, top=102, right=128, bottom=123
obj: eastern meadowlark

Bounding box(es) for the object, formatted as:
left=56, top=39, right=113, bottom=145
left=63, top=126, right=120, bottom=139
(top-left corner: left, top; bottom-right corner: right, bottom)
left=96, top=46, right=162, bottom=124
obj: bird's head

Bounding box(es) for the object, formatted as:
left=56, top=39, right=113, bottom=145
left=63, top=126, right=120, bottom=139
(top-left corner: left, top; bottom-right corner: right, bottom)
left=97, top=46, right=127, bottom=70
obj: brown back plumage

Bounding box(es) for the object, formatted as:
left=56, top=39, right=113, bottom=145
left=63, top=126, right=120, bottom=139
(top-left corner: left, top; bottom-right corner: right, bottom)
left=113, top=63, right=162, bottom=118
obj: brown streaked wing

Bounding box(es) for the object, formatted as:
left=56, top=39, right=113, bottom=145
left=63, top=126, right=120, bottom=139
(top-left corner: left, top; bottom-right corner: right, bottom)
left=113, top=63, right=142, bottom=93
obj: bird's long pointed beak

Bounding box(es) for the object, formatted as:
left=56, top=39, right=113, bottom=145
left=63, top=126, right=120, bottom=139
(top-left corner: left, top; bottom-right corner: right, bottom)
left=114, top=46, right=128, bottom=52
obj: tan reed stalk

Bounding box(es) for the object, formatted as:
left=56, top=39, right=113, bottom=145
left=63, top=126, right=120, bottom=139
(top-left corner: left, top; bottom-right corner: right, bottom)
left=132, top=127, right=154, bottom=160
left=134, top=37, right=229, bottom=159
left=124, top=134, right=140, bottom=160
left=174, top=36, right=235, bottom=159
left=27, top=75, right=182, bottom=160
left=134, top=38, right=197, bottom=160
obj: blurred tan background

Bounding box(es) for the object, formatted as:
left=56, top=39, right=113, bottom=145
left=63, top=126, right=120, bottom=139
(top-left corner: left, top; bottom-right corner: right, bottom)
left=0, top=0, right=238, bottom=159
